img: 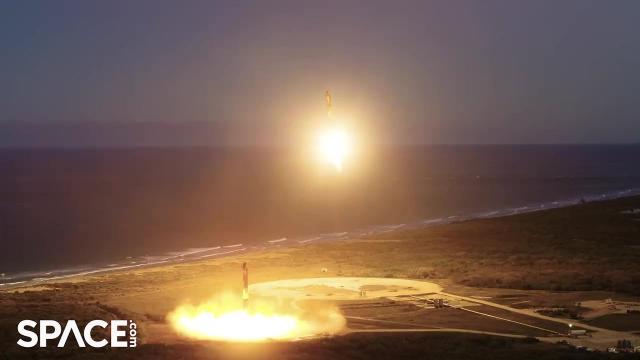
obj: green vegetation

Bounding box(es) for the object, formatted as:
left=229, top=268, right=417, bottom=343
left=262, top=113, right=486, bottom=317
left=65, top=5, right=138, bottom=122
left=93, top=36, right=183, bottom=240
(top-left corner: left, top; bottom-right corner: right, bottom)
left=588, top=313, right=640, bottom=332
left=362, top=196, right=640, bottom=294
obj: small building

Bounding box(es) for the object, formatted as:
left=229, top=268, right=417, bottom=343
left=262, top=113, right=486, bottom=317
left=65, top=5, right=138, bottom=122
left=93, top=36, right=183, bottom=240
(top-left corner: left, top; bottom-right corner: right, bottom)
left=432, top=298, right=446, bottom=308
left=616, top=339, right=635, bottom=353
left=569, top=329, right=587, bottom=337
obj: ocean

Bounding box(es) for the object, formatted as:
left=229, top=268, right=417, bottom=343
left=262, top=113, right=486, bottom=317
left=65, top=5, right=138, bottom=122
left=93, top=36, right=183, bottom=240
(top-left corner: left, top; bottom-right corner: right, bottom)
left=1, top=144, right=639, bottom=286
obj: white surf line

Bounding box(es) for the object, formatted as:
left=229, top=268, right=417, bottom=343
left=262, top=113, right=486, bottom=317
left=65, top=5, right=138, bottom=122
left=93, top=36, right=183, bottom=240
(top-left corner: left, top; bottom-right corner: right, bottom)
left=298, top=236, right=321, bottom=244
left=20, top=192, right=632, bottom=287
left=30, top=260, right=172, bottom=283
left=267, top=237, right=287, bottom=244
left=4, top=244, right=247, bottom=289
left=197, top=247, right=247, bottom=259
left=1, top=247, right=245, bottom=290
left=421, top=187, right=640, bottom=227
left=422, top=218, right=443, bottom=224
left=162, top=246, right=222, bottom=260
left=223, top=243, right=243, bottom=248
left=0, top=280, right=27, bottom=287
left=375, top=225, right=407, bottom=234
left=6, top=188, right=640, bottom=290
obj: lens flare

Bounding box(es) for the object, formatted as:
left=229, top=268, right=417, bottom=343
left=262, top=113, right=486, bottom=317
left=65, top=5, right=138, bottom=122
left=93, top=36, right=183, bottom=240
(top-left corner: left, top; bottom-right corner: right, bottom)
left=316, top=127, right=352, bottom=171
left=168, top=294, right=345, bottom=342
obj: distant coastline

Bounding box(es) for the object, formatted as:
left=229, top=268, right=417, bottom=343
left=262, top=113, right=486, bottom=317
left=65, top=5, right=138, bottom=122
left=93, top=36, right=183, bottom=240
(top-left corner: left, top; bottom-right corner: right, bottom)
left=2, top=187, right=639, bottom=291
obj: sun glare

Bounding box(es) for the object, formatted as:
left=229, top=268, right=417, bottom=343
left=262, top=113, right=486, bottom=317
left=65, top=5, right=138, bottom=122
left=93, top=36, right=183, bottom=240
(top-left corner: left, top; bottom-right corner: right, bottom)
left=316, top=127, right=352, bottom=172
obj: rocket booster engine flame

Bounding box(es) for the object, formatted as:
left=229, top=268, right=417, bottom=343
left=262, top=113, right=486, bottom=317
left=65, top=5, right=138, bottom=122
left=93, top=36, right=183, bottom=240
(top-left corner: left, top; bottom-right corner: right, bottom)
left=316, top=90, right=352, bottom=172
left=167, top=262, right=346, bottom=341
left=325, top=90, right=332, bottom=119
left=242, top=262, right=249, bottom=308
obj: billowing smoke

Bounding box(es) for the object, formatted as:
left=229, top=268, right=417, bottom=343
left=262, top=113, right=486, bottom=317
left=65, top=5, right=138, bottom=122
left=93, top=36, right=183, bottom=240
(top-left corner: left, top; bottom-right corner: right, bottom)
left=168, top=293, right=345, bottom=341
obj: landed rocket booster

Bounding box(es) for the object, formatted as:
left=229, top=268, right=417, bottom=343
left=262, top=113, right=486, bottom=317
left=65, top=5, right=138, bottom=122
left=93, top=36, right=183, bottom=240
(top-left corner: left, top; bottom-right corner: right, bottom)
left=242, top=262, right=249, bottom=308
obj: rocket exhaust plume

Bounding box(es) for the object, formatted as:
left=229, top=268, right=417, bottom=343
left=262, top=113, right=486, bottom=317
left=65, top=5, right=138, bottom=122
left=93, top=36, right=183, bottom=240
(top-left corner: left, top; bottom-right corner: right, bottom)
left=167, top=263, right=345, bottom=341
left=325, top=90, right=332, bottom=119
left=242, top=262, right=249, bottom=308
left=316, top=90, right=353, bottom=172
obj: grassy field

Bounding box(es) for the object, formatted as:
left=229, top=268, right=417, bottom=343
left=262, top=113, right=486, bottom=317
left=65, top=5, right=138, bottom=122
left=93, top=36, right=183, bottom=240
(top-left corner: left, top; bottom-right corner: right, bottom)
left=366, top=196, right=640, bottom=294
left=587, top=313, right=640, bottom=332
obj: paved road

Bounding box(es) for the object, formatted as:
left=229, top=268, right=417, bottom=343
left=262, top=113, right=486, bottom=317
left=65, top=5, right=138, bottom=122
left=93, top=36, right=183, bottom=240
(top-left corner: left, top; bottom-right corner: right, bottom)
left=455, top=306, right=562, bottom=335
left=251, top=277, right=640, bottom=350
left=442, top=291, right=640, bottom=350
left=346, top=327, right=530, bottom=339
left=345, top=315, right=438, bottom=329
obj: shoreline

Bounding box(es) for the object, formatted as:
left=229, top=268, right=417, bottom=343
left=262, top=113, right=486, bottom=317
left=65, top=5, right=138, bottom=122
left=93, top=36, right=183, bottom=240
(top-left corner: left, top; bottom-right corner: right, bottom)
left=2, top=187, right=640, bottom=291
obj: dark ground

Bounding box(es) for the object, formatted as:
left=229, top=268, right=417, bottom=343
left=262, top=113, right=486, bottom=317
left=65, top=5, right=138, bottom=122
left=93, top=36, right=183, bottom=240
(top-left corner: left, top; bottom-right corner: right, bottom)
left=2, top=333, right=638, bottom=360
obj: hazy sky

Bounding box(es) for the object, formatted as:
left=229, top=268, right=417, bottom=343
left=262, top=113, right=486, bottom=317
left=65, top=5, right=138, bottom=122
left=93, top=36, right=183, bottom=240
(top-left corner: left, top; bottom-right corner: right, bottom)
left=1, top=0, right=639, bottom=145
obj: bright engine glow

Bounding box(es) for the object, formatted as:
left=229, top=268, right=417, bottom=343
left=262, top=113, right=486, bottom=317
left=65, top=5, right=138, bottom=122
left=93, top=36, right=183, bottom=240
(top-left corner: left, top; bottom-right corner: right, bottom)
left=316, top=127, right=352, bottom=172
left=168, top=294, right=345, bottom=342
left=172, top=309, right=298, bottom=341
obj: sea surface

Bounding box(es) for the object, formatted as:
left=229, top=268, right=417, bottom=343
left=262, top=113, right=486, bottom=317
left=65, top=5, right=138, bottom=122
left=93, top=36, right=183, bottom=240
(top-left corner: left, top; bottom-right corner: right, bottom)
left=1, top=145, right=640, bottom=286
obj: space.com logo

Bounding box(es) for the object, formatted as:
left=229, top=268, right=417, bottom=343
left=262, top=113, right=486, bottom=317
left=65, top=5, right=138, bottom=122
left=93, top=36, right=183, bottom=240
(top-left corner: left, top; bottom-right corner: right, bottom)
left=17, top=319, right=137, bottom=348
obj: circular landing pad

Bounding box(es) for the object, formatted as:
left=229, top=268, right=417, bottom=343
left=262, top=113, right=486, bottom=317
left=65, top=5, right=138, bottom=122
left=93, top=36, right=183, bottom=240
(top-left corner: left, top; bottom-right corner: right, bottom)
left=249, top=277, right=442, bottom=300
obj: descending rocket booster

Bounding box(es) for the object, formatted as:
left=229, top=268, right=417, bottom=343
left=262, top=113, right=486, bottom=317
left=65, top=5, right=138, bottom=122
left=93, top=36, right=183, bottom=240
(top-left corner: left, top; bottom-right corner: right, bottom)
left=325, top=90, right=333, bottom=119
left=317, top=90, right=351, bottom=172
left=242, top=262, right=249, bottom=308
